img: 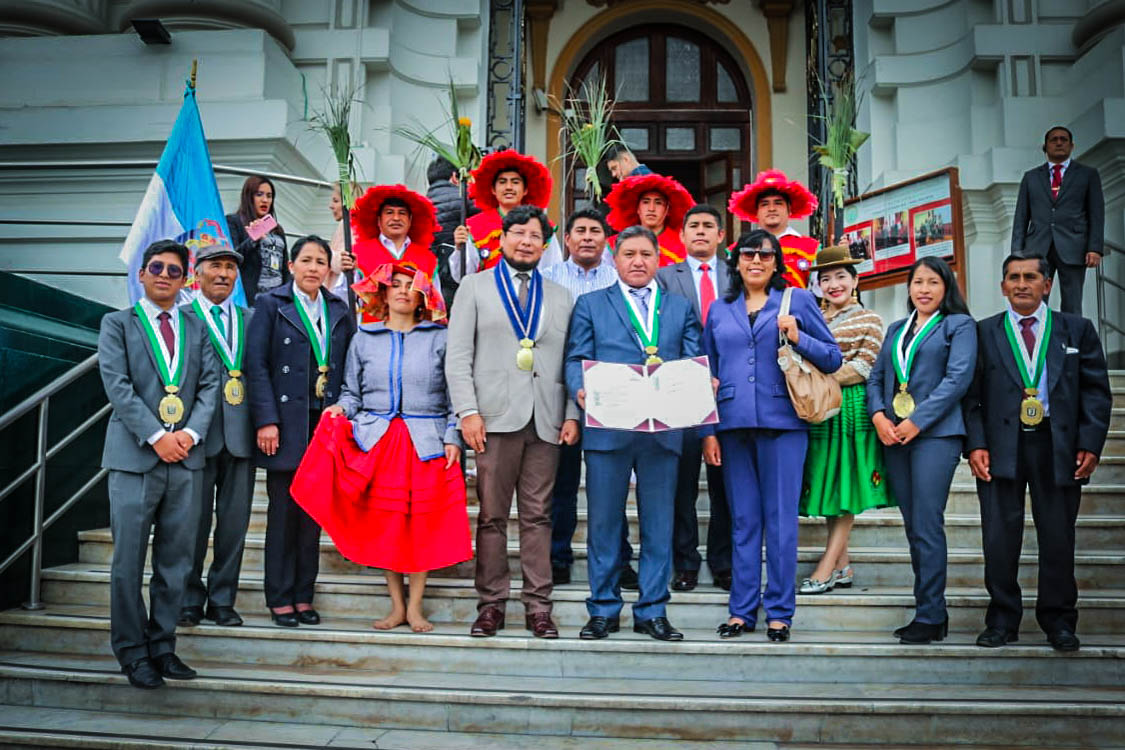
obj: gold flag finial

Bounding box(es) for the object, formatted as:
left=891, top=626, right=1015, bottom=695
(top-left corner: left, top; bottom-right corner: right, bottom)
left=189, top=59, right=198, bottom=90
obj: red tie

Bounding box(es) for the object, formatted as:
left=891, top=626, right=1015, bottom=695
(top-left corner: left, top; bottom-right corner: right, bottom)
left=699, top=263, right=716, bottom=323
left=1019, top=317, right=1036, bottom=355
left=157, top=311, right=175, bottom=356
left=1051, top=164, right=1063, bottom=198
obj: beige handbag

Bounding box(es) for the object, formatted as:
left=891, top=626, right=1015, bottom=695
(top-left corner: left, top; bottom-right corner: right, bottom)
left=776, top=287, right=842, bottom=423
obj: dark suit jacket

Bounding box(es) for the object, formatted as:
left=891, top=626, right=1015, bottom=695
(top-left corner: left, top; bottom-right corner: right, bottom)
left=868, top=314, right=977, bottom=439
left=656, top=257, right=730, bottom=322
left=963, top=310, right=1111, bottom=486
left=244, top=285, right=356, bottom=470
left=181, top=302, right=255, bottom=459
left=226, top=212, right=290, bottom=306
left=98, top=305, right=220, bottom=473
left=1010, top=161, right=1104, bottom=265
left=565, top=283, right=701, bottom=455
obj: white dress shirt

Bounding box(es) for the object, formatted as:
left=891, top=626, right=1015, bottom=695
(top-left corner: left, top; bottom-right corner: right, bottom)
left=293, top=282, right=327, bottom=351
left=379, top=233, right=412, bottom=260
left=1046, top=157, right=1071, bottom=181
left=139, top=295, right=200, bottom=445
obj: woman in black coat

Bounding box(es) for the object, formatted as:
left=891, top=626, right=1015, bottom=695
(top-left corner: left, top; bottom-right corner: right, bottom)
left=228, top=175, right=289, bottom=306
left=244, top=235, right=356, bottom=626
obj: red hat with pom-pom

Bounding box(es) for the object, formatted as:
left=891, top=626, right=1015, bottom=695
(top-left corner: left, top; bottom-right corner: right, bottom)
left=604, top=173, right=695, bottom=232
left=350, top=185, right=439, bottom=251
left=468, top=149, right=553, bottom=211
left=728, top=169, right=818, bottom=223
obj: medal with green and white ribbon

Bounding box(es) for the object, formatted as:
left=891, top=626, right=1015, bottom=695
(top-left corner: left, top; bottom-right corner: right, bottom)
left=134, top=302, right=187, bottom=425
left=294, top=293, right=331, bottom=399
left=1003, top=309, right=1052, bottom=426
left=623, top=286, right=662, bottom=365
left=192, top=298, right=245, bottom=406
left=891, top=310, right=944, bottom=419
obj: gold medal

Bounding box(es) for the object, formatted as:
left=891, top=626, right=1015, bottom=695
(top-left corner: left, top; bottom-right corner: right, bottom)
left=644, top=345, right=662, bottom=365
left=158, top=385, right=185, bottom=425
left=892, top=383, right=915, bottom=419
left=224, top=373, right=244, bottom=406
left=315, top=365, right=329, bottom=399
left=1020, top=388, right=1044, bottom=426
left=516, top=339, right=534, bottom=371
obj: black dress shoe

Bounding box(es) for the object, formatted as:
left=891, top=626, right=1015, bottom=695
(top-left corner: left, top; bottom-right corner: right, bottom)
left=271, top=610, right=299, bottom=627
left=619, top=564, right=639, bottom=591
left=766, top=625, right=790, bottom=642
left=1047, top=629, right=1080, bottom=652
left=204, top=605, right=243, bottom=627
left=713, top=570, right=732, bottom=591
left=976, top=627, right=1019, bottom=648
left=893, top=620, right=916, bottom=638
left=296, top=608, right=320, bottom=625
left=898, top=617, right=948, bottom=644
left=716, top=621, right=749, bottom=639
left=552, top=565, right=571, bottom=585
left=671, top=570, right=698, bottom=592
left=177, top=606, right=204, bottom=627
left=153, top=653, right=197, bottom=680
left=633, top=616, right=683, bottom=641
left=579, top=616, right=620, bottom=640
left=122, top=657, right=164, bottom=689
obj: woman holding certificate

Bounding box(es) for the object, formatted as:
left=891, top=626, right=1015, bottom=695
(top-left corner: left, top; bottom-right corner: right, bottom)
left=867, top=256, right=976, bottom=644
left=701, top=229, right=841, bottom=642
left=245, top=235, right=356, bottom=628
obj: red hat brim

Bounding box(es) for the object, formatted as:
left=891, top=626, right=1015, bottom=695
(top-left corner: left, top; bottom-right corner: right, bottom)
left=605, top=174, right=696, bottom=232
left=728, top=169, right=818, bottom=223
left=352, top=261, right=447, bottom=322
left=468, top=149, right=553, bottom=211
left=351, top=185, right=440, bottom=250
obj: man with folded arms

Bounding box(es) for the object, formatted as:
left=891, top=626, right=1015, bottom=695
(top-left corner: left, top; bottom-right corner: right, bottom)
left=566, top=225, right=702, bottom=641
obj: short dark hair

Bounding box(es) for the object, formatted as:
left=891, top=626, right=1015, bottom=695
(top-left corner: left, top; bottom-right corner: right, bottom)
left=493, top=168, right=525, bottom=187
left=379, top=197, right=411, bottom=215
left=606, top=143, right=634, bottom=160
left=682, top=203, right=723, bottom=229
left=502, top=204, right=550, bottom=237
left=1001, top=254, right=1050, bottom=279
left=615, top=224, right=659, bottom=253
left=290, top=234, right=333, bottom=264
left=565, top=207, right=609, bottom=235
left=427, top=156, right=457, bottom=185
left=142, top=239, right=189, bottom=272
left=1043, top=125, right=1073, bottom=145
left=755, top=188, right=791, bottom=209
left=724, top=229, right=787, bottom=300
left=906, top=256, right=970, bottom=316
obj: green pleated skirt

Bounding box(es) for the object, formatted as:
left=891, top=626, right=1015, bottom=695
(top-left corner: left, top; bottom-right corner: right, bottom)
left=800, top=383, right=896, bottom=518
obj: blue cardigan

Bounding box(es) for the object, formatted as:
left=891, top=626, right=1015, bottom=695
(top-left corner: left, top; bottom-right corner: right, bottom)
left=702, top=286, right=841, bottom=434
left=867, top=313, right=977, bottom=439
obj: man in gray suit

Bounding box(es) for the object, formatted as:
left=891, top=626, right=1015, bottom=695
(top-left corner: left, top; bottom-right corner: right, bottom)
left=178, top=244, right=255, bottom=628
left=446, top=204, right=581, bottom=639
left=1011, top=125, right=1104, bottom=314
left=656, top=204, right=732, bottom=592
left=98, top=239, right=220, bottom=689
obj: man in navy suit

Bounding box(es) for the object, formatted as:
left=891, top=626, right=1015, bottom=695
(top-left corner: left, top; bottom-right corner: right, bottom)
left=566, top=225, right=702, bottom=641
left=964, top=255, right=1111, bottom=651
left=656, top=204, right=732, bottom=592
left=1011, top=126, right=1104, bottom=314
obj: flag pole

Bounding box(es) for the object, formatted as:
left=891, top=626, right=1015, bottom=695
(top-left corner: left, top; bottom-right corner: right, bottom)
left=190, top=59, right=198, bottom=90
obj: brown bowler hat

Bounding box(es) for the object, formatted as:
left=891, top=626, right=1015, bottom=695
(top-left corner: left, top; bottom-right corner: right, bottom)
left=810, top=243, right=860, bottom=271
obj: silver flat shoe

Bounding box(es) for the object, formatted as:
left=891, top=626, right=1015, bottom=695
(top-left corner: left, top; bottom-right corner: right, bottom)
left=833, top=565, right=855, bottom=588
left=798, top=576, right=834, bottom=594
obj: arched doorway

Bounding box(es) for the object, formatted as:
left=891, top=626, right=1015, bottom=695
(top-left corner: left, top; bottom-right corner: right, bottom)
left=566, top=24, right=754, bottom=237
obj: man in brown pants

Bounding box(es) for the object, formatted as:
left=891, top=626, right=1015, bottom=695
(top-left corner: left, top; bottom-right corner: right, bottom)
left=445, top=204, right=581, bottom=638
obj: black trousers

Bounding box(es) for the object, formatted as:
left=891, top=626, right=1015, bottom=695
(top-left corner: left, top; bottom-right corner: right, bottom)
left=263, top=411, right=322, bottom=608
left=1046, top=245, right=1087, bottom=315
left=672, top=431, right=731, bottom=576
left=977, top=423, right=1081, bottom=634
left=184, top=448, right=254, bottom=608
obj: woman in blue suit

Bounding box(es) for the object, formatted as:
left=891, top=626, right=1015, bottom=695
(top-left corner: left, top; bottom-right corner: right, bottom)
left=702, top=230, right=841, bottom=641
left=868, top=256, right=976, bottom=644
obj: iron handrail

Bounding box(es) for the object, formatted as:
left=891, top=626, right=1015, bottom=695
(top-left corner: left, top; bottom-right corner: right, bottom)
left=0, top=353, right=108, bottom=610
left=0, top=160, right=334, bottom=189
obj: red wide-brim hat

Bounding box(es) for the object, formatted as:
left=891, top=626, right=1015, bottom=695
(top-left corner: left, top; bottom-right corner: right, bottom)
left=468, top=149, right=553, bottom=211
left=728, top=169, right=818, bottom=223
left=351, top=185, right=440, bottom=251
left=352, top=261, right=447, bottom=322
left=605, top=173, right=696, bottom=232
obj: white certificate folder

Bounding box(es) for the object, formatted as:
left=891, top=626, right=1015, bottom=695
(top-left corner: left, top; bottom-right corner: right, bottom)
left=581, top=356, right=719, bottom=432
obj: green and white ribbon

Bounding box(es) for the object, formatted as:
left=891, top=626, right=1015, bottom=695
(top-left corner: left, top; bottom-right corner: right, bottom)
left=892, top=310, right=944, bottom=386
left=133, top=302, right=186, bottom=389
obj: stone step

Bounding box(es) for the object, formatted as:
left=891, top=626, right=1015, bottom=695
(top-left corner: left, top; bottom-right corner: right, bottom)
left=1, top=652, right=1121, bottom=746
left=36, top=566, right=1125, bottom=635
left=74, top=527, right=1125, bottom=589
left=3, top=606, right=1124, bottom=688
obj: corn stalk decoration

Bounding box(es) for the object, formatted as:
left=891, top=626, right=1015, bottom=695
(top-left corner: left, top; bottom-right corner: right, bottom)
left=555, top=75, right=621, bottom=203
left=395, top=77, right=482, bottom=281
left=812, top=73, right=869, bottom=212
left=308, top=78, right=362, bottom=310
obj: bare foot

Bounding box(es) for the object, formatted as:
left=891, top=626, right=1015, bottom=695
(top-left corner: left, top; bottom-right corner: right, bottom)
left=407, top=609, right=434, bottom=633
left=373, top=610, right=407, bottom=630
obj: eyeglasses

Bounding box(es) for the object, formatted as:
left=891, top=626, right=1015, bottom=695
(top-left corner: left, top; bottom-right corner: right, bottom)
left=506, top=229, right=544, bottom=244
left=146, top=261, right=184, bottom=279
left=739, top=249, right=774, bottom=261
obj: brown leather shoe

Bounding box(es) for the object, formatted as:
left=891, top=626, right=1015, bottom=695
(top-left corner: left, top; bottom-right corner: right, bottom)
left=525, top=611, right=559, bottom=639
left=470, top=606, right=505, bottom=637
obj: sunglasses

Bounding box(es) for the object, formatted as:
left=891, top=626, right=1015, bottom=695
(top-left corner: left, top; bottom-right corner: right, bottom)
left=739, top=249, right=775, bottom=261
left=146, top=260, right=184, bottom=279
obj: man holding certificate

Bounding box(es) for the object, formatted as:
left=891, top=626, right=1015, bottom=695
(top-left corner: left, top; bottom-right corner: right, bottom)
left=565, top=225, right=702, bottom=641
left=446, top=205, right=581, bottom=640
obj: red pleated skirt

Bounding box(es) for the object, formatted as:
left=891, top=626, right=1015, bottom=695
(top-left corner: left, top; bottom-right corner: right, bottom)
left=290, top=414, right=471, bottom=573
